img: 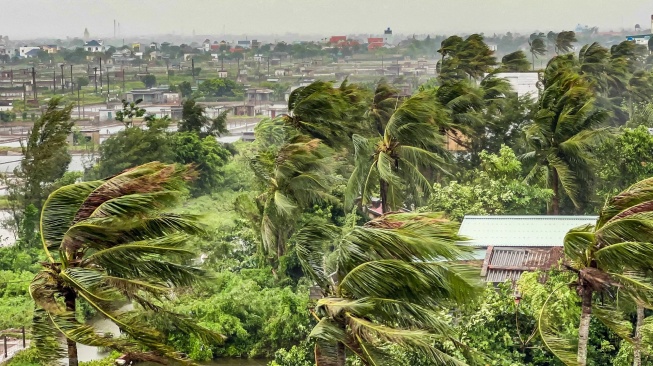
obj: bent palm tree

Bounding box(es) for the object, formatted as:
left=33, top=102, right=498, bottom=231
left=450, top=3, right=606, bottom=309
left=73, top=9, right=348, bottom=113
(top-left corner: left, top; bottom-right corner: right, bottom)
left=30, top=162, right=223, bottom=366
left=366, top=79, right=399, bottom=135
left=346, top=91, right=449, bottom=213
left=529, top=35, right=547, bottom=70
left=539, top=177, right=653, bottom=366
left=297, top=212, right=482, bottom=366
left=524, top=62, right=610, bottom=214
left=241, top=135, right=336, bottom=260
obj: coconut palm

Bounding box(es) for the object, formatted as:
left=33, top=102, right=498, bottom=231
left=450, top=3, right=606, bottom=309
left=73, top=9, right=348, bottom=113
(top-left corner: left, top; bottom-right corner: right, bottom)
left=539, top=177, right=653, bottom=366
left=529, top=35, right=547, bottom=70
left=346, top=91, right=449, bottom=213
left=523, top=61, right=610, bottom=214
left=29, top=162, right=223, bottom=366
left=500, top=50, right=531, bottom=72
left=241, top=135, right=336, bottom=260
left=555, top=31, right=577, bottom=54
left=283, top=80, right=351, bottom=146
left=296, top=212, right=483, bottom=366
left=366, top=79, right=400, bottom=135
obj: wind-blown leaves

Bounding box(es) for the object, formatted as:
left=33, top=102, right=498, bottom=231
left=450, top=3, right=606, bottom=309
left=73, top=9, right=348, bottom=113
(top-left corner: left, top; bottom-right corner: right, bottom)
left=30, top=162, right=223, bottom=364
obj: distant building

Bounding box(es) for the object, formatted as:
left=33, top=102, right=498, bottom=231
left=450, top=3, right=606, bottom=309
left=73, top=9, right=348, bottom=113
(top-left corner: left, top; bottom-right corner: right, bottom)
left=329, top=36, right=347, bottom=45
left=203, top=39, right=211, bottom=52
left=625, top=34, right=652, bottom=45
left=245, top=88, right=273, bottom=103
left=125, top=87, right=180, bottom=105
left=458, top=215, right=597, bottom=282
left=383, top=27, right=393, bottom=45
left=274, top=68, right=292, bottom=76
left=367, top=37, right=384, bottom=51
left=40, top=45, right=58, bottom=54
left=490, top=72, right=539, bottom=99
left=84, top=40, right=105, bottom=53
left=83, top=27, right=90, bottom=40
left=19, top=46, right=40, bottom=58
left=237, top=40, right=251, bottom=49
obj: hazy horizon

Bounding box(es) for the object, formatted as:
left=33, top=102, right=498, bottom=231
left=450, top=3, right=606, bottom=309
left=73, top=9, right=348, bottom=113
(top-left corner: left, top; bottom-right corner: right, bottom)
left=1, top=0, right=652, bottom=40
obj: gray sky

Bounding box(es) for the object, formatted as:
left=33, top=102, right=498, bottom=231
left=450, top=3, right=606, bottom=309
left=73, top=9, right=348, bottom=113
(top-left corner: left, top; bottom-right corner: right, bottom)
left=2, top=0, right=652, bottom=40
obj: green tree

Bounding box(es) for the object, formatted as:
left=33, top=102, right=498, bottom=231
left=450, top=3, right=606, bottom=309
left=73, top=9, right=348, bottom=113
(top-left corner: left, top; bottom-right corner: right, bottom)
left=297, top=212, right=482, bottom=366
left=178, top=99, right=228, bottom=137
left=346, top=91, right=449, bottom=213
left=529, top=35, right=547, bottom=70
left=30, top=163, right=222, bottom=366
left=500, top=50, right=531, bottom=72
left=115, top=98, right=146, bottom=127
left=555, top=31, right=577, bottom=54
left=196, top=78, right=241, bottom=98
left=540, top=178, right=653, bottom=366
left=365, top=79, right=399, bottom=135
left=93, top=118, right=173, bottom=178
left=170, top=132, right=231, bottom=196
left=524, top=60, right=610, bottom=214
left=425, top=146, right=552, bottom=220
left=141, top=74, right=157, bottom=88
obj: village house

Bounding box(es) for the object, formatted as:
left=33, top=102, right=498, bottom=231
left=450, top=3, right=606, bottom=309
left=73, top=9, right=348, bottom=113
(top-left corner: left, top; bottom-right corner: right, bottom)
left=84, top=40, right=105, bottom=53
left=19, top=46, right=40, bottom=58
left=40, top=45, right=58, bottom=54
left=458, top=215, right=598, bottom=283
left=274, top=68, right=292, bottom=77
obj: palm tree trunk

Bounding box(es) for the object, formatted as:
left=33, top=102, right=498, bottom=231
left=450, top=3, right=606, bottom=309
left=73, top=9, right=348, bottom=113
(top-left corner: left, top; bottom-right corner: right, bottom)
left=532, top=52, right=535, bottom=71
left=577, top=288, right=593, bottom=366
left=551, top=167, right=560, bottom=215
left=379, top=179, right=388, bottom=214
left=634, top=304, right=645, bottom=366
left=315, top=342, right=346, bottom=366
left=64, top=290, right=78, bottom=366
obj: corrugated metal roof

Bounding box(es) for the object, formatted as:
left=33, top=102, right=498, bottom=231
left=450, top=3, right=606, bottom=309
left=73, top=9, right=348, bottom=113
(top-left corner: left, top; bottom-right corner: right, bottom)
left=483, top=247, right=563, bottom=283
left=459, top=215, right=597, bottom=247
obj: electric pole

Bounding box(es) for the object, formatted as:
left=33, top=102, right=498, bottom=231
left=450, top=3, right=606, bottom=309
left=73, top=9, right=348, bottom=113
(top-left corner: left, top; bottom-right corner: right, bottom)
left=70, top=64, right=74, bottom=95
left=60, top=63, right=65, bottom=91
left=53, top=69, right=56, bottom=94
left=191, top=58, right=195, bottom=83
left=99, top=57, right=103, bottom=88
left=32, top=67, right=37, bottom=101
left=106, top=73, right=110, bottom=107
left=93, top=67, right=98, bottom=93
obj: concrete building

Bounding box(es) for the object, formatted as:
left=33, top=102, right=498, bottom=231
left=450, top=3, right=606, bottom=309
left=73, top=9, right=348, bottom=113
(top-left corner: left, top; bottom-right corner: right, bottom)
left=125, top=87, right=181, bottom=105
left=490, top=72, right=539, bottom=99
left=19, top=46, right=40, bottom=58
left=245, top=88, right=273, bottom=103
left=84, top=40, right=105, bottom=53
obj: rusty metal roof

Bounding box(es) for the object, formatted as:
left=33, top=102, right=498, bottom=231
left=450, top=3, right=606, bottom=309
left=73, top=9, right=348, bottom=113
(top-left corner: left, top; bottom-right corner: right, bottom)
left=459, top=215, right=597, bottom=248
left=481, top=246, right=564, bottom=283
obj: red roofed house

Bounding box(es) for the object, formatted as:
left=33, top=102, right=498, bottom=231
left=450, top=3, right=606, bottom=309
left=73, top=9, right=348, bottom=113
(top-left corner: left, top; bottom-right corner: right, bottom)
left=367, top=37, right=384, bottom=51
left=329, top=36, right=347, bottom=45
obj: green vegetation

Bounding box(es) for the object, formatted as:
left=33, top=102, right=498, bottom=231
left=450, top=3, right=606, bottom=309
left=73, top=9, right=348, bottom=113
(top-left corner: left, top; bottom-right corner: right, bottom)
left=4, top=32, right=653, bottom=366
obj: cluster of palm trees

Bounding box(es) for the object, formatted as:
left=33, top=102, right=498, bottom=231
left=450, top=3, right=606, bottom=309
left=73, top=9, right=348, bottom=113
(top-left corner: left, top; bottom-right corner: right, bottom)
left=29, top=33, right=653, bottom=366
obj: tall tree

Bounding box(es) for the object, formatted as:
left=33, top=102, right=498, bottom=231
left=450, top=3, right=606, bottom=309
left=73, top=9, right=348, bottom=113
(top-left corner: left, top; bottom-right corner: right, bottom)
left=178, top=99, right=228, bottom=137
left=346, top=91, right=449, bottom=213
left=555, top=31, right=577, bottom=54
left=500, top=50, right=531, bottom=72
left=297, top=212, right=482, bottom=366
left=529, top=35, right=547, bottom=70
left=365, top=79, right=399, bottom=135
left=30, top=163, right=223, bottom=366
left=539, top=177, right=653, bottom=366
left=524, top=60, right=610, bottom=214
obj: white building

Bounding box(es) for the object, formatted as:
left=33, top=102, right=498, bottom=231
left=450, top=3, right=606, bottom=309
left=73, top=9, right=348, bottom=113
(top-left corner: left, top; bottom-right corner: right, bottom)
left=490, top=72, right=540, bottom=99
left=19, top=46, right=40, bottom=58
left=84, top=40, right=105, bottom=53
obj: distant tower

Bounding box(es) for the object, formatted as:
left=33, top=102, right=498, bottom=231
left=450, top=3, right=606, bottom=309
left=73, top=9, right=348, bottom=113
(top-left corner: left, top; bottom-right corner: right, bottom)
left=84, top=27, right=90, bottom=41
left=383, top=27, right=393, bottom=45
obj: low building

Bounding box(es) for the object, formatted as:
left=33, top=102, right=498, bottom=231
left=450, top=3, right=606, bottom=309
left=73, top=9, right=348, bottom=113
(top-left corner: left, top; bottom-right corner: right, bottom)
left=490, top=72, right=539, bottom=99
left=19, top=46, right=40, bottom=58
left=245, top=88, right=273, bottom=103
left=458, top=215, right=598, bottom=283
left=125, top=87, right=181, bottom=105
left=40, top=45, right=58, bottom=54
left=84, top=40, right=105, bottom=53
left=274, top=68, right=292, bottom=76
left=625, top=34, right=652, bottom=45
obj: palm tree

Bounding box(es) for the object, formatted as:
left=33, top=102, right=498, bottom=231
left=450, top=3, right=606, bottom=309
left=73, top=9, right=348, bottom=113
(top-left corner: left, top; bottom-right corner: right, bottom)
left=365, top=79, right=399, bottom=135
left=524, top=62, right=610, bottom=214
left=555, top=31, right=577, bottom=54
left=296, top=212, right=483, bottom=366
left=178, top=99, right=228, bottom=137
left=283, top=80, right=351, bottom=146
left=346, top=91, right=449, bottom=213
left=529, top=36, right=547, bottom=70
left=500, top=50, right=531, bottom=72
left=240, top=135, right=336, bottom=260
left=539, top=177, right=653, bottom=366
left=30, top=162, right=222, bottom=366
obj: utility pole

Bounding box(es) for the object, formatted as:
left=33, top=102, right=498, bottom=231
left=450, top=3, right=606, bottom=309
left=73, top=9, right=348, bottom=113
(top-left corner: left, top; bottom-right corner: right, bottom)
left=122, top=67, right=125, bottom=92
left=165, top=58, right=170, bottom=85
left=77, top=83, right=81, bottom=119
left=191, top=58, right=195, bottom=83
left=106, top=73, right=110, bottom=107
left=70, top=64, right=74, bottom=95
left=99, top=57, right=103, bottom=88
left=93, top=67, right=98, bottom=93
left=53, top=69, right=56, bottom=94
left=60, top=63, right=65, bottom=91
left=9, top=69, right=12, bottom=87
left=32, top=67, right=37, bottom=101
left=267, top=56, right=270, bottom=78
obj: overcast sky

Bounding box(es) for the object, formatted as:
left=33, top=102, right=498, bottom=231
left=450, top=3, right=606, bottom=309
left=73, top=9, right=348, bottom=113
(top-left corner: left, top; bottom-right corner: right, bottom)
left=2, top=0, right=652, bottom=40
